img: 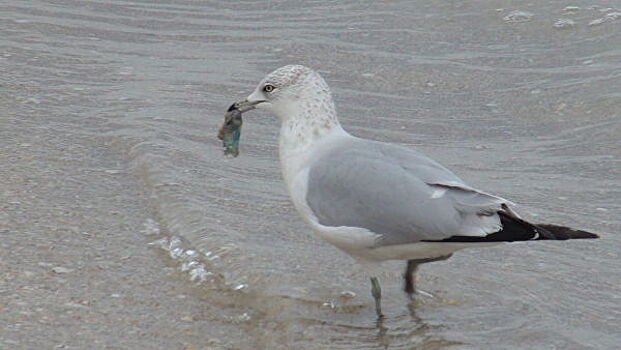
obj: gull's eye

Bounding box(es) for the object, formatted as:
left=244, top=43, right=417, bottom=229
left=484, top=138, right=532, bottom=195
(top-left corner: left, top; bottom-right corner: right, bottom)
left=263, top=84, right=275, bottom=93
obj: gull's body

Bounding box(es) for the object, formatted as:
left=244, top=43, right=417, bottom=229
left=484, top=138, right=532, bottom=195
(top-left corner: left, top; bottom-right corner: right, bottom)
left=234, top=65, right=598, bottom=317
left=281, top=127, right=499, bottom=262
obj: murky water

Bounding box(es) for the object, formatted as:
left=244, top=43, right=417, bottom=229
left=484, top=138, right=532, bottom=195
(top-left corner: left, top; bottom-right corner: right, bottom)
left=2, top=1, right=620, bottom=349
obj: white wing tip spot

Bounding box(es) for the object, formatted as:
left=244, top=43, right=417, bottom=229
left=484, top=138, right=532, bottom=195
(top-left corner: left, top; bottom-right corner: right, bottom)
left=430, top=188, right=447, bottom=199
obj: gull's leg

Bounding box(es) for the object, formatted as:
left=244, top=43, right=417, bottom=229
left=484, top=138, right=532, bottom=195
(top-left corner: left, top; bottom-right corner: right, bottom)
left=404, top=260, right=419, bottom=299
left=370, top=277, right=384, bottom=318
left=403, top=254, right=453, bottom=299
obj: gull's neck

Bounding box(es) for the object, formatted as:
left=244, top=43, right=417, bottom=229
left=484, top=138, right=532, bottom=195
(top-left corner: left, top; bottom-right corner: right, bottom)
left=278, top=101, right=347, bottom=183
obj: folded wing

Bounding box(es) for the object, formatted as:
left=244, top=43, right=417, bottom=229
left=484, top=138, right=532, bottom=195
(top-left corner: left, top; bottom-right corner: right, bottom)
left=305, top=138, right=513, bottom=246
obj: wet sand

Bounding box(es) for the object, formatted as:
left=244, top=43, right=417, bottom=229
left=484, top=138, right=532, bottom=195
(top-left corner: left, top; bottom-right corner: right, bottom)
left=0, top=115, right=251, bottom=349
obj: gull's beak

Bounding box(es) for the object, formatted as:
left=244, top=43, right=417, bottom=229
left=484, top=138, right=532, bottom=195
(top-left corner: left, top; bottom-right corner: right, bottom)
left=245, top=89, right=268, bottom=108
left=230, top=98, right=265, bottom=113
left=229, top=100, right=256, bottom=113
left=230, top=89, right=267, bottom=113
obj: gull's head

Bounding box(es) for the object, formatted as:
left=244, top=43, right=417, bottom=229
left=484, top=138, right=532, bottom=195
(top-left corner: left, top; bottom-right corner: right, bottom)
left=241, top=65, right=335, bottom=122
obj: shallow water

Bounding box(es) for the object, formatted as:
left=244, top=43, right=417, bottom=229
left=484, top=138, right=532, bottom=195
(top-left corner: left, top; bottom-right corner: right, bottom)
left=2, top=1, right=620, bottom=349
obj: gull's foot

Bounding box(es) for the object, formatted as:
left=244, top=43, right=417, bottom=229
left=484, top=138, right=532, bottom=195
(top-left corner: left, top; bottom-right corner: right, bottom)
left=370, top=277, right=384, bottom=318
left=416, top=289, right=436, bottom=299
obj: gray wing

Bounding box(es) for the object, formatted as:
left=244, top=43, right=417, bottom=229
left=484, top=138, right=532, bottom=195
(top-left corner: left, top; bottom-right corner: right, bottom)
left=305, top=137, right=509, bottom=246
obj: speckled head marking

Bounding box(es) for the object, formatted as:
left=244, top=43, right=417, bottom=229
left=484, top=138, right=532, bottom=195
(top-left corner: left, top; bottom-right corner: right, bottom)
left=264, top=65, right=317, bottom=91
left=246, top=65, right=339, bottom=127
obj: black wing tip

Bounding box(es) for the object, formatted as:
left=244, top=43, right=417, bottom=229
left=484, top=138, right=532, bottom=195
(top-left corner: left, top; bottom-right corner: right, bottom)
left=423, top=213, right=600, bottom=243
left=535, top=224, right=599, bottom=240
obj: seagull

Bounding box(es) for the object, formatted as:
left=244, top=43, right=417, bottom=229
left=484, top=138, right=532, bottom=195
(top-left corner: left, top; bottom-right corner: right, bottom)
left=231, top=65, right=599, bottom=317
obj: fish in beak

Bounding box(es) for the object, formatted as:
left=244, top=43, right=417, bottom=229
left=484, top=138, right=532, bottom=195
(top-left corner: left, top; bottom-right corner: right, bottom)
left=217, top=100, right=259, bottom=157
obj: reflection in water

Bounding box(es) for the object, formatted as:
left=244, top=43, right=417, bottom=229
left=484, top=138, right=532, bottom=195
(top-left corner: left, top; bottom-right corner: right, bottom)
left=370, top=304, right=464, bottom=350
left=375, top=317, right=390, bottom=349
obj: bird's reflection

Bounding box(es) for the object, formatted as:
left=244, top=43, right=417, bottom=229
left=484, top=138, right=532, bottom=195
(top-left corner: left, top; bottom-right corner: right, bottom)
left=369, top=300, right=454, bottom=350
left=374, top=316, right=389, bottom=349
